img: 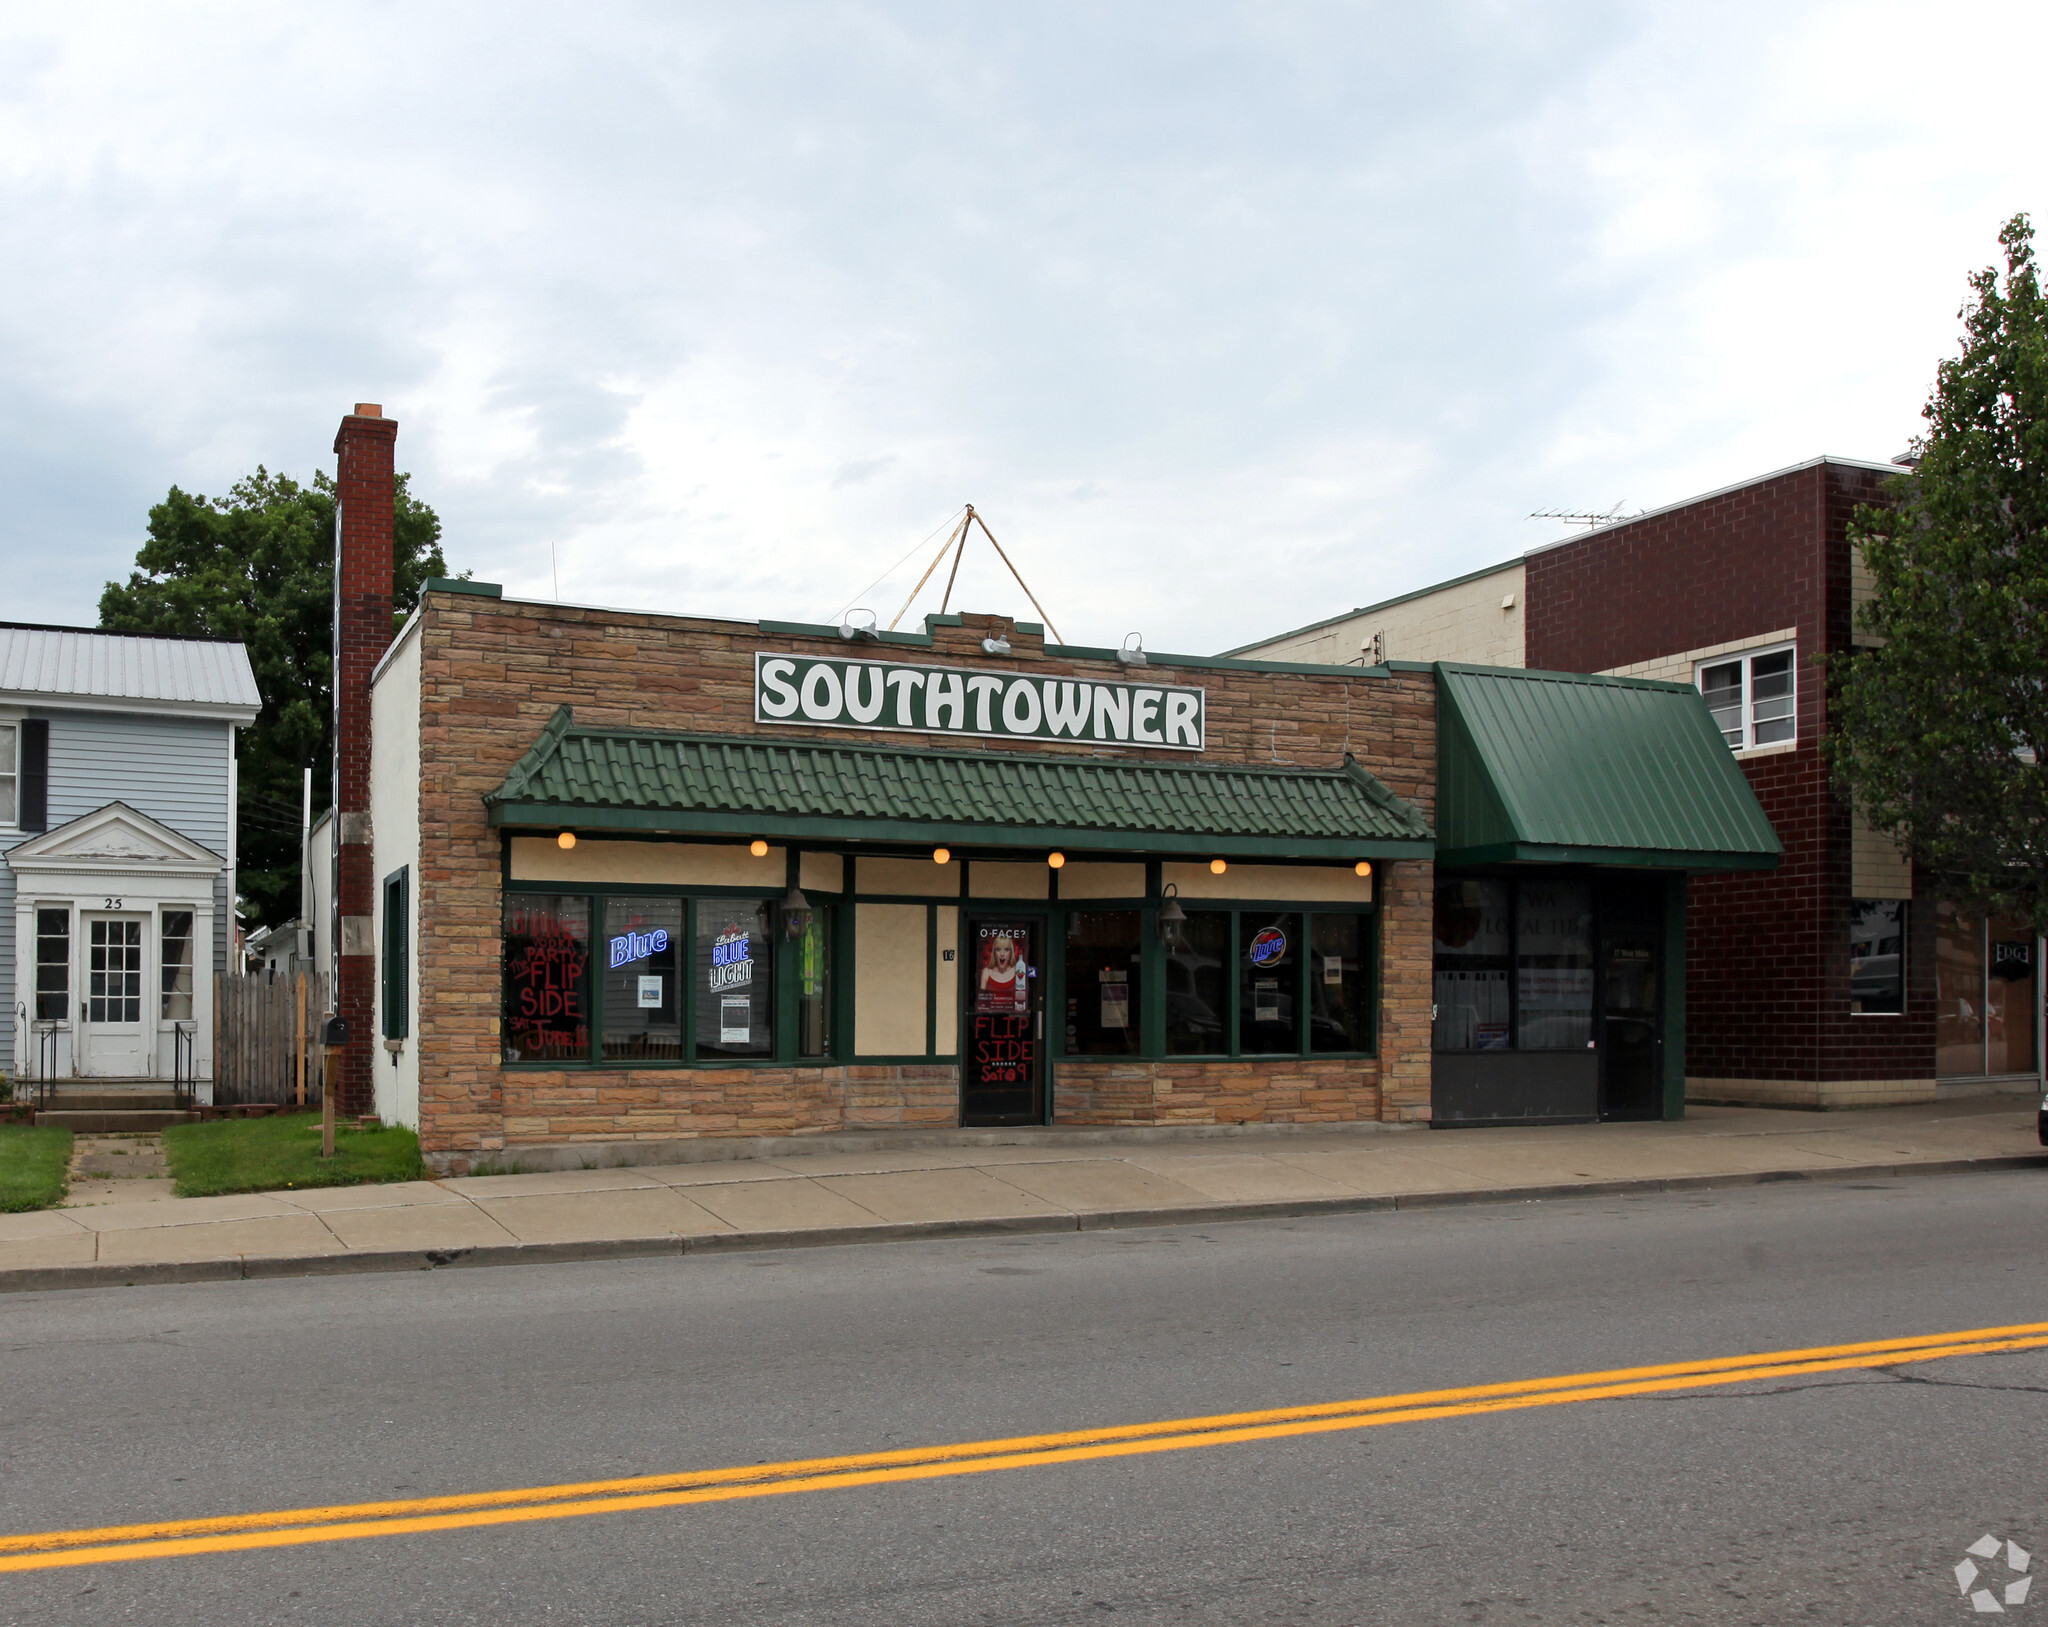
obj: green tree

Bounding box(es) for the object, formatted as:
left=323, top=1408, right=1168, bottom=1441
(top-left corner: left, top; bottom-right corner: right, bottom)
left=98, top=468, right=450, bottom=930
left=1829, top=214, right=2048, bottom=932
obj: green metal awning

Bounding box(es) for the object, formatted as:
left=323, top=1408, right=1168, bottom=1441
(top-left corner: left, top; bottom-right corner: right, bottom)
left=1434, top=664, right=1782, bottom=870
left=485, top=708, right=1435, bottom=861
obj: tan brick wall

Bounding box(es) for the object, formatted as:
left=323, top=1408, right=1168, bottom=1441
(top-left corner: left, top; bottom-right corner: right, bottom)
left=1235, top=563, right=1525, bottom=668
left=407, top=598, right=1439, bottom=1156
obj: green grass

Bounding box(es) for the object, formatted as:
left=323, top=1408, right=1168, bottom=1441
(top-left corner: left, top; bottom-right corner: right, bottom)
left=163, top=1114, right=424, bottom=1198
left=0, top=1125, right=74, bottom=1212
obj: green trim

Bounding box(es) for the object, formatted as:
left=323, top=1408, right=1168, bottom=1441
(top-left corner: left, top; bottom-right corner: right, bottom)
left=1435, top=841, right=1780, bottom=871
left=495, top=804, right=1430, bottom=861
left=756, top=618, right=935, bottom=649
left=423, top=578, right=501, bottom=598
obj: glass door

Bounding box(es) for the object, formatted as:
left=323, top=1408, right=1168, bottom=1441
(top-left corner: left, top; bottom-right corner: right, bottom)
left=82, top=914, right=151, bottom=1077
left=962, top=916, right=1044, bottom=1126
left=1596, top=881, right=1663, bottom=1120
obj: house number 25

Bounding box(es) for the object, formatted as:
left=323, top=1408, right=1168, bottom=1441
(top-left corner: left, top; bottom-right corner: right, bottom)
left=103, top=898, right=124, bottom=909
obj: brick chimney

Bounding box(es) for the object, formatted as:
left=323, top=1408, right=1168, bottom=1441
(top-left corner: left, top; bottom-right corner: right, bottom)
left=331, top=402, right=396, bottom=1117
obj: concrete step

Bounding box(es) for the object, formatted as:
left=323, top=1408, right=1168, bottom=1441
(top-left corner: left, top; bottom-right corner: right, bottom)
left=37, top=1110, right=197, bottom=1132
left=42, top=1090, right=186, bottom=1112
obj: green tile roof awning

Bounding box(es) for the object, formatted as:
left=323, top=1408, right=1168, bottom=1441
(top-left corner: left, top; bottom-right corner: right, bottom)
left=1434, top=664, right=1782, bottom=871
left=485, top=708, right=1435, bottom=861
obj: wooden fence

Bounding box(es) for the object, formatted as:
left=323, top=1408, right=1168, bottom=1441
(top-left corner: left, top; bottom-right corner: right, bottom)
left=214, top=970, right=327, bottom=1107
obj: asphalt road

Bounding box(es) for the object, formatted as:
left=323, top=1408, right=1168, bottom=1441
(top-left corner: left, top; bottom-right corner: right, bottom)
left=5, top=1170, right=2048, bottom=1626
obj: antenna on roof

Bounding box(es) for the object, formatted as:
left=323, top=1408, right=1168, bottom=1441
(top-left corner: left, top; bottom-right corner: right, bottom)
left=1529, top=501, right=1637, bottom=529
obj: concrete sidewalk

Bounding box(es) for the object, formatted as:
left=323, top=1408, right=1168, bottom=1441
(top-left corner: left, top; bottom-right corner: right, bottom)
left=5, top=1098, right=2043, bottom=1293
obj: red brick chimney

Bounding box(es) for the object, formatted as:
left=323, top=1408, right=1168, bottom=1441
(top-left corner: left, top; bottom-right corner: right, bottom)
left=331, top=402, right=396, bottom=1117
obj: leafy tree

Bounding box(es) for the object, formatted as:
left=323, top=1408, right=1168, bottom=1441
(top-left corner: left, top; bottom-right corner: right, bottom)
left=98, top=468, right=449, bottom=930
left=1829, top=214, right=2048, bottom=932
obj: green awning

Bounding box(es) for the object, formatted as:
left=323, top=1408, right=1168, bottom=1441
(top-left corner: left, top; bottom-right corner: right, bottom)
left=486, top=708, right=1434, bottom=861
left=1434, top=664, right=1782, bottom=870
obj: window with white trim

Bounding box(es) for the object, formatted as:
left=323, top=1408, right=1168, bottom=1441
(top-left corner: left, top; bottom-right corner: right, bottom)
left=1696, top=644, right=1795, bottom=751
left=0, top=722, right=15, bottom=825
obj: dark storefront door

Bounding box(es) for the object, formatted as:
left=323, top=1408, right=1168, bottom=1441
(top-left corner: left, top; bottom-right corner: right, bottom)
left=962, top=916, right=1046, bottom=1126
left=1597, top=880, right=1664, bottom=1120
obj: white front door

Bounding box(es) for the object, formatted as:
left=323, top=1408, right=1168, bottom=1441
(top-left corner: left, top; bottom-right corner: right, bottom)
left=81, top=914, right=151, bottom=1078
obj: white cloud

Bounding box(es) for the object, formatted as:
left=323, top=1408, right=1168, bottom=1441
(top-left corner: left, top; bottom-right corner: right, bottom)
left=0, top=0, right=2040, bottom=652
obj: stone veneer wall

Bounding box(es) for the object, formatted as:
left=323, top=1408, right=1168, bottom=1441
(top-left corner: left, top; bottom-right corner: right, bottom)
left=409, top=601, right=1439, bottom=1166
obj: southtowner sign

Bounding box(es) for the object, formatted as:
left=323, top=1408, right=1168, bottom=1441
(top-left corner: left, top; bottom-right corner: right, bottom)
left=754, top=652, right=1206, bottom=750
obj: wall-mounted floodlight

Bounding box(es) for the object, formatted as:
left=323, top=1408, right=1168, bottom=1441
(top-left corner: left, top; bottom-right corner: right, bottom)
left=1117, top=633, right=1147, bottom=666
left=981, top=636, right=1012, bottom=656
left=838, top=608, right=881, bottom=642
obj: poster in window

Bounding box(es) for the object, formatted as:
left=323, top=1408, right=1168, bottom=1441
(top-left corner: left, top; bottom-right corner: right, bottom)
left=1099, top=970, right=1129, bottom=1029
left=637, top=975, right=664, bottom=1009
left=1254, top=979, right=1281, bottom=1023
left=976, top=928, right=1031, bottom=1012
left=720, top=996, right=752, bottom=1043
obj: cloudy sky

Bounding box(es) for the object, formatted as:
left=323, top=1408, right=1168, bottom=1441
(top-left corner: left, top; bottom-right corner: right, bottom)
left=1, top=1, right=2041, bottom=654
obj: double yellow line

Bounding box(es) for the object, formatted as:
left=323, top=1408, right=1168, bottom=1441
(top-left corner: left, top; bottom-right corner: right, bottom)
left=6, top=1319, right=2046, bottom=1574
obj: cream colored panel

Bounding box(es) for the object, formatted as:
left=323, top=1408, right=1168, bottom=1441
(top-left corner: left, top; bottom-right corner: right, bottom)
left=511, top=838, right=784, bottom=886
left=1162, top=862, right=1375, bottom=902
left=933, top=905, right=960, bottom=1055
left=856, top=856, right=962, bottom=897
left=1057, top=862, right=1148, bottom=900
left=971, top=861, right=1049, bottom=900
left=800, top=851, right=845, bottom=893
left=1851, top=819, right=1913, bottom=900
left=856, top=903, right=929, bottom=1055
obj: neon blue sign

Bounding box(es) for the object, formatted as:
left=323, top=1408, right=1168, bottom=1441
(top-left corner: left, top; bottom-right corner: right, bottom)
left=609, top=927, right=669, bottom=969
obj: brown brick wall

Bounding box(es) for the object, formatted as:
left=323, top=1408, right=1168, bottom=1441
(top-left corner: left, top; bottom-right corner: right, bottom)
left=408, top=602, right=1439, bottom=1157
left=1526, top=461, right=1933, bottom=1085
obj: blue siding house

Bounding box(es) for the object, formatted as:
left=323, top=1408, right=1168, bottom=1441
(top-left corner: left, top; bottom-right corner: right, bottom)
left=1, top=625, right=260, bottom=1086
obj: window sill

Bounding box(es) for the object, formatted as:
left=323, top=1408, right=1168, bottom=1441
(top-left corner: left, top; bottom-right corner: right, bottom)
left=1731, top=740, right=1798, bottom=761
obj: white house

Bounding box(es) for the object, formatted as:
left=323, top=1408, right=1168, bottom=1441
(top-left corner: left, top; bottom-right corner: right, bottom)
left=1, top=624, right=260, bottom=1085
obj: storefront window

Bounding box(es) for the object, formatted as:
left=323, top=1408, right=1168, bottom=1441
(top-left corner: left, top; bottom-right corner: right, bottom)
left=161, top=911, right=194, bottom=1021
left=1065, top=910, right=1142, bottom=1056
left=1849, top=899, right=1905, bottom=1015
left=697, top=899, right=773, bottom=1061
left=35, top=907, right=69, bottom=1021
left=795, top=905, right=834, bottom=1059
left=1309, top=914, right=1371, bottom=1053
left=504, top=893, right=591, bottom=1063
left=1164, top=910, right=1230, bottom=1054
left=1239, top=912, right=1301, bottom=1055
left=1516, top=879, right=1593, bottom=1050
left=1986, top=915, right=2037, bottom=1076
left=601, top=898, right=683, bottom=1061
left=1433, top=879, right=1510, bottom=1050
left=1936, top=902, right=2040, bottom=1077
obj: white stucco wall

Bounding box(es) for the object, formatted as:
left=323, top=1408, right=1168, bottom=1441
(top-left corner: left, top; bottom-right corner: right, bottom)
left=369, top=621, right=423, bottom=1128
left=1231, top=562, right=1526, bottom=668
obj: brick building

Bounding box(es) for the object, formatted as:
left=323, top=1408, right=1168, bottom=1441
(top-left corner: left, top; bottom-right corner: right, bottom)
left=1233, top=455, right=2047, bottom=1110
left=330, top=408, right=1778, bottom=1167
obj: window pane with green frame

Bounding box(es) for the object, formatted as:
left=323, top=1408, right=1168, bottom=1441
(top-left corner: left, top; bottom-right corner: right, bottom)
left=504, top=893, right=591, bottom=1063
left=1239, top=912, right=1302, bottom=1055
left=795, top=904, right=834, bottom=1059
left=1308, top=913, right=1370, bottom=1052
left=1163, top=910, right=1229, bottom=1054
left=696, top=899, right=773, bottom=1061
left=601, top=897, right=683, bottom=1061
left=1064, top=910, right=1142, bottom=1055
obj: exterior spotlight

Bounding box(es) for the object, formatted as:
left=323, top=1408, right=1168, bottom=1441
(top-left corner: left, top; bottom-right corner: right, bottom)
left=1157, top=882, right=1185, bottom=946
left=1354, top=861, right=1373, bottom=878
left=838, top=608, right=880, bottom=642
left=933, top=847, right=951, bottom=865
left=750, top=839, right=770, bottom=857
left=557, top=831, right=577, bottom=850
left=1209, top=858, right=1227, bottom=875
left=980, top=636, right=1012, bottom=656
left=1047, top=852, right=1066, bottom=869
left=1117, top=632, right=1148, bottom=666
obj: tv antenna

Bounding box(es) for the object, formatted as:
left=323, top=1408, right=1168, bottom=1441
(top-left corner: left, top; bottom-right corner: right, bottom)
left=1529, top=501, right=1637, bottom=529
left=886, top=505, right=1065, bottom=644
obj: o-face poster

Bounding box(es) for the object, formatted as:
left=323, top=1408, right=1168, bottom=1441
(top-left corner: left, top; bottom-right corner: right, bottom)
left=976, top=927, right=1031, bottom=1013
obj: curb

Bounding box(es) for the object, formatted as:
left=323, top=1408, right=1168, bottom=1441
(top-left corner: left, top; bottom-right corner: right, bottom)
left=6, top=1152, right=2045, bottom=1295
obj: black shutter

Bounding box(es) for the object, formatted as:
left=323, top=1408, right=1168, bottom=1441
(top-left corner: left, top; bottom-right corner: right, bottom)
left=19, top=719, right=48, bottom=832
